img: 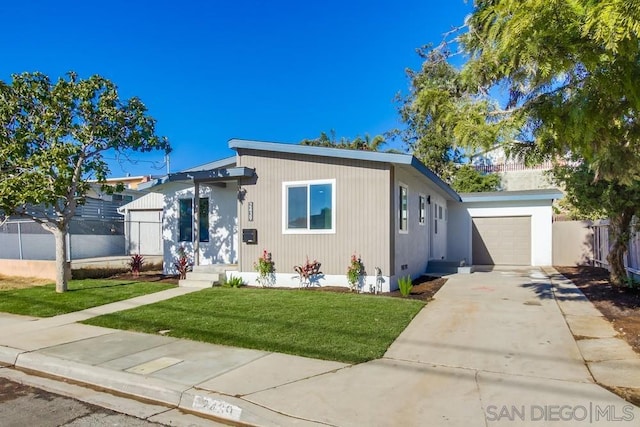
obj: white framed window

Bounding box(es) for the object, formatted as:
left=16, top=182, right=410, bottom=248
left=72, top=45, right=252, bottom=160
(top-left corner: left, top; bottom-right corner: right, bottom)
left=399, top=183, right=408, bottom=233
left=434, top=203, right=439, bottom=234
left=282, top=179, right=335, bottom=234
left=419, top=195, right=426, bottom=225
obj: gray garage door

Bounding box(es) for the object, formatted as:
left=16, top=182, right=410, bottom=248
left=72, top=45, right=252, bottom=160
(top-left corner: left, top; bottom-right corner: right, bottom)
left=472, top=216, right=532, bottom=265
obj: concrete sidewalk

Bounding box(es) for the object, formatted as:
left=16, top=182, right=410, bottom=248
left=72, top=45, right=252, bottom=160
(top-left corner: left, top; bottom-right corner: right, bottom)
left=0, top=268, right=638, bottom=426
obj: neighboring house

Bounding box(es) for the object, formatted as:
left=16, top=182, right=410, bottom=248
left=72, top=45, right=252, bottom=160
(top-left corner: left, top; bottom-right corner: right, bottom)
left=145, top=139, right=562, bottom=291
left=472, top=146, right=556, bottom=191
left=117, top=192, right=164, bottom=256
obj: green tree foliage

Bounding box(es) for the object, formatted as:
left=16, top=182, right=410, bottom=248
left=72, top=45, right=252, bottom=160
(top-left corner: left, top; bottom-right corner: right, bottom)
left=0, top=72, right=170, bottom=292
left=396, top=47, right=469, bottom=182
left=301, top=130, right=387, bottom=151
left=406, top=0, right=640, bottom=284
left=451, top=165, right=501, bottom=193
left=553, top=163, right=640, bottom=286
left=455, top=0, right=639, bottom=181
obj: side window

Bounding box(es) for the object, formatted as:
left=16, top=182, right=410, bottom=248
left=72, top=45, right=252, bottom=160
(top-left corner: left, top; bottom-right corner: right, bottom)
left=419, top=195, right=426, bottom=225
left=399, top=184, right=408, bottom=232
left=434, top=203, right=438, bottom=234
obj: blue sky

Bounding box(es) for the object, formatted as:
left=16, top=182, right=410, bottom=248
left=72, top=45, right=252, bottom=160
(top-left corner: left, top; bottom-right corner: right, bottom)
left=1, top=1, right=473, bottom=177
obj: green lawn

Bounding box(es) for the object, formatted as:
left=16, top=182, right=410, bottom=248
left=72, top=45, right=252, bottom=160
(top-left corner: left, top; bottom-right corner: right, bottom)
left=0, top=280, right=176, bottom=317
left=83, top=287, right=425, bottom=364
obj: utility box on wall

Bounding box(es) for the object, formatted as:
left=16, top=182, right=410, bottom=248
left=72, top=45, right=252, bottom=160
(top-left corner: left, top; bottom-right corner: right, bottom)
left=242, top=228, right=258, bottom=244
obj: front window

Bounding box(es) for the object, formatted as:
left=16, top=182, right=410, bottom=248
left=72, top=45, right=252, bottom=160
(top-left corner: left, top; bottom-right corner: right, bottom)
left=178, top=197, right=210, bottom=242
left=283, top=180, right=335, bottom=233
left=199, top=198, right=209, bottom=242
left=179, top=199, right=192, bottom=242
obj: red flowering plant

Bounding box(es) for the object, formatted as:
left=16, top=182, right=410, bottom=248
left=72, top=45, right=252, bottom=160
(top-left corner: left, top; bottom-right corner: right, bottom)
left=294, top=256, right=322, bottom=287
left=128, top=254, right=145, bottom=277
left=174, top=245, right=193, bottom=280
left=346, top=254, right=365, bottom=292
left=254, top=250, right=275, bottom=287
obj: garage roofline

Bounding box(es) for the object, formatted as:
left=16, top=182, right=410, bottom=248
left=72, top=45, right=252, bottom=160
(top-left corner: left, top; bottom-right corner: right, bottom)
left=460, top=189, right=564, bottom=203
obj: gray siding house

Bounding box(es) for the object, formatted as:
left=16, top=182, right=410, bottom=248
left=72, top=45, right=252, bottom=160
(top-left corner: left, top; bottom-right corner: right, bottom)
left=147, top=139, right=459, bottom=291
left=146, top=139, right=561, bottom=291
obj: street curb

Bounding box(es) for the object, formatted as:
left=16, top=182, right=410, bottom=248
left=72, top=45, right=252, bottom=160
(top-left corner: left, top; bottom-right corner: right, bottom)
left=5, top=347, right=325, bottom=426
left=0, top=345, right=23, bottom=366
left=15, top=351, right=186, bottom=406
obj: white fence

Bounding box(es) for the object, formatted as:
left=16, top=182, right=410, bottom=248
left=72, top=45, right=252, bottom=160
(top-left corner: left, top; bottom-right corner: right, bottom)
left=592, top=220, right=640, bottom=279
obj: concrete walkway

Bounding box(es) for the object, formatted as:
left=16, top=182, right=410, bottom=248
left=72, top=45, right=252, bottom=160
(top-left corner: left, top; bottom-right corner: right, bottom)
left=0, top=267, right=638, bottom=426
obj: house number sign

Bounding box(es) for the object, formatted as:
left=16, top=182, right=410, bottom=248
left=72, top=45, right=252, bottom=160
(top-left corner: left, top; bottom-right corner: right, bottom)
left=248, top=202, right=254, bottom=222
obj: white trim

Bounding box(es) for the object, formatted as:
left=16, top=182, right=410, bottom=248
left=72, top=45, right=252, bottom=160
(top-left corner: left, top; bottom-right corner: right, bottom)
left=399, top=182, right=409, bottom=234
left=282, top=179, right=336, bottom=234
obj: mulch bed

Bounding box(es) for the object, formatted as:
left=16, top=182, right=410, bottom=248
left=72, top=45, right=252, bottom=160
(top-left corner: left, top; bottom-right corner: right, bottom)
left=243, top=275, right=447, bottom=301
left=554, top=266, right=640, bottom=354
left=382, top=275, right=448, bottom=301
left=110, top=271, right=179, bottom=285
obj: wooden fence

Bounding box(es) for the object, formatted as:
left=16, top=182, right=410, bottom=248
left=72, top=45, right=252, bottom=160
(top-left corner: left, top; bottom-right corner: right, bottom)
left=592, top=220, right=640, bottom=279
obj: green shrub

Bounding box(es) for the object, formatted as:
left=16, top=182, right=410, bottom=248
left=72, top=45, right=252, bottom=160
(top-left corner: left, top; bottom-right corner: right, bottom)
left=223, top=275, right=244, bottom=288
left=398, top=275, right=413, bottom=297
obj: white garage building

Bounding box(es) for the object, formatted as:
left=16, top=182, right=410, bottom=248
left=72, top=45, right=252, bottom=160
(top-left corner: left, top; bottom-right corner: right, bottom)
left=447, top=190, right=563, bottom=267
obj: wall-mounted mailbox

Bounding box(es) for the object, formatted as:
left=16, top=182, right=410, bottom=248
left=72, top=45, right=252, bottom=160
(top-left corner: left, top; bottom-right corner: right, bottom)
left=242, top=228, right=258, bottom=244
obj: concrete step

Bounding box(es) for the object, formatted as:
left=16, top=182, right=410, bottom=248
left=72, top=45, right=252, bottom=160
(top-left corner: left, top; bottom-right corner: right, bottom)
left=425, top=260, right=462, bottom=275
left=178, top=279, right=215, bottom=288
left=191, top=264, right=237, bottom=274
left=185, top=272, right=221, bottom=282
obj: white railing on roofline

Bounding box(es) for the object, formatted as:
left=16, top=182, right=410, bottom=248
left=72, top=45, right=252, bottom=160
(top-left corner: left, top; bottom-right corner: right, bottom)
left=591, top=219, right=640, bottom=278
left=473, top=160, right=555, bottom=174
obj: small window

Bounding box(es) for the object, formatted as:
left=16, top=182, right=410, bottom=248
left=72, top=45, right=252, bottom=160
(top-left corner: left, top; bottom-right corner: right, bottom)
left=399, top=184, right=408, bottom=232
left=179, top=199, right=192, bottom=242
left=419, top=195, right=426, bottom=225
left=438, top=205, right=443, bottom=220
left=283, top=180, right=335, bottom=233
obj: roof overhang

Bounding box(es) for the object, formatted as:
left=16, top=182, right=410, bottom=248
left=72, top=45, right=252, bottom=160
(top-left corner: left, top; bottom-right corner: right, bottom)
left=460, top=189, right=564, bottom=203
left=167, top=166, right=255, bottom=183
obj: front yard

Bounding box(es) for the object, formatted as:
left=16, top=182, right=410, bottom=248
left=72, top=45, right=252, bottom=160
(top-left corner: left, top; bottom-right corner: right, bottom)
left=0, top=278, right=176, bottom=317
left=82, top=287, right=426, bottom=364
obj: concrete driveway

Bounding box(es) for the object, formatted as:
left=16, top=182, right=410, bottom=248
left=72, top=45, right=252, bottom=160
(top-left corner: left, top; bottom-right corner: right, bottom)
left=243, top=267, right=637, bottom=426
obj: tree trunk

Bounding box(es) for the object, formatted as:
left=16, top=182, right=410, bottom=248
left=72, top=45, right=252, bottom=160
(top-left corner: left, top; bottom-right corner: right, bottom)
left=606, top=209, right=634, bottom=287
left=51, top=226, right=69, bottom=293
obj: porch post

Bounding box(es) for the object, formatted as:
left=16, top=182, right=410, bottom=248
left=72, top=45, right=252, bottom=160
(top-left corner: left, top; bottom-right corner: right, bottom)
left=194, top=180, right=200, bottom=266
